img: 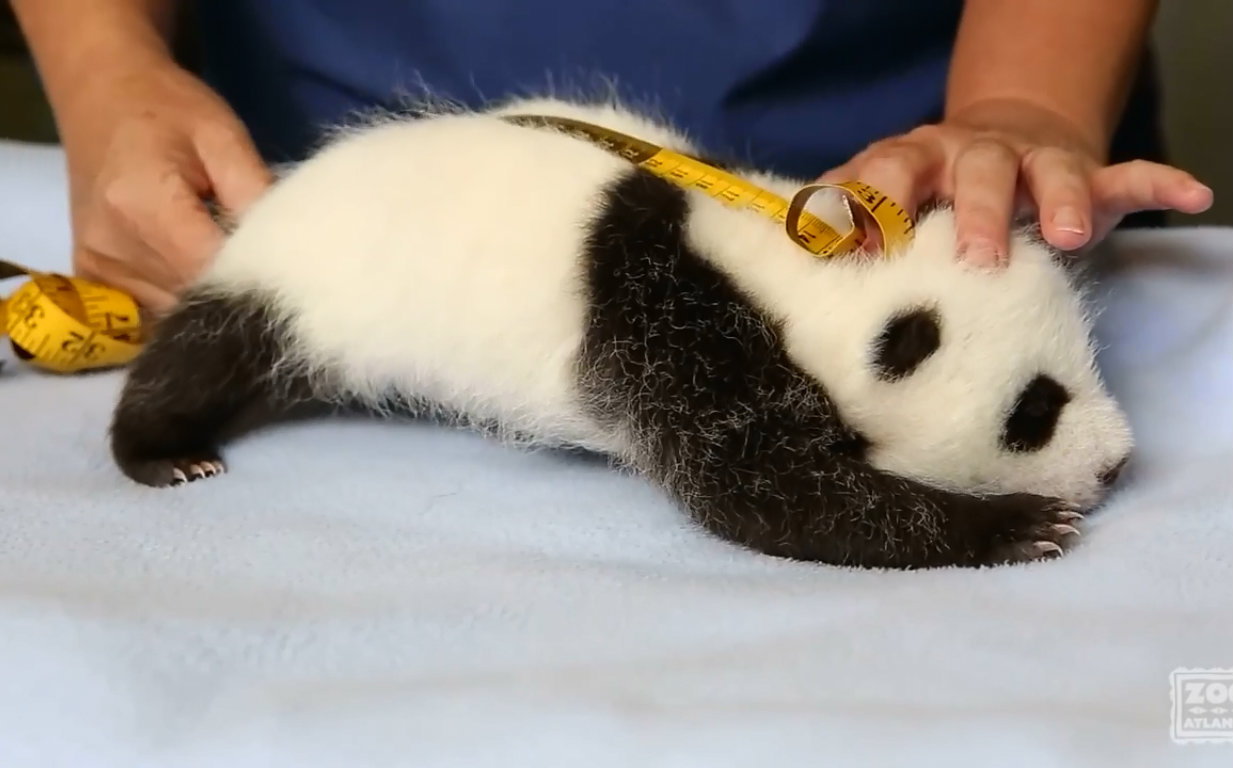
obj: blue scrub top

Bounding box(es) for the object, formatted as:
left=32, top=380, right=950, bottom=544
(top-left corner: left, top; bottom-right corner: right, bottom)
left=193, top=0, right=1164, bottom=183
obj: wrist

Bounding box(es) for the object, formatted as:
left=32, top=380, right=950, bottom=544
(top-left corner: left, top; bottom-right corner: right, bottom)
left=944, top=0, right=1157, bottom=167
left=12, top=0, right=178, bottom=123
left=62, top=51, right=180, bottom=113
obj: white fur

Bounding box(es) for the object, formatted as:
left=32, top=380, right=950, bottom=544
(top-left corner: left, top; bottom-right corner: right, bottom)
left=200, top=96, right=1133, bottom=509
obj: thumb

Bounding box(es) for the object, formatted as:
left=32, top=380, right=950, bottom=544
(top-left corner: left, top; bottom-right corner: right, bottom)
left=194, top=122, right=274, bottom=215
left=1088, top=161, right=1213, bottom=243
left=816, top=162, right=857, bottom=185
left=75, top=245, right=179, bottom=313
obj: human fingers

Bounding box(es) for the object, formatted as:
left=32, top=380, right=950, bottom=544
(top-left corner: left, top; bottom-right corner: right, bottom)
left=1022, top=147, right=1094, bottom=252
left=1088, top=161, right=1213, bottom=243
left=79, top=186, right=187, bottom=297
left=1091, top=160, right=1212, bottom=215
left=193, top=121, right=273, bottom=214
left=950, top=136, right=1020, bottom=268
left=100, top=156, right=225, bottom=287
left=820, top=134, right=945, bottom=218
left=75, top=244, right=179, bottom=313
left=817, top=152, right=860, bottom=185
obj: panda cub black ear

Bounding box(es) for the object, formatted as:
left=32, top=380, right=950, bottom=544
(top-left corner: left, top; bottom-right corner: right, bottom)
left=873, top=307, right=941, bottom=381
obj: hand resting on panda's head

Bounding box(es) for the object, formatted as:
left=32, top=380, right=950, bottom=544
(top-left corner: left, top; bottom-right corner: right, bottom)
left=819, top=98, right=1212, bottom=270
left=818, top=0, right=1212, bottom=269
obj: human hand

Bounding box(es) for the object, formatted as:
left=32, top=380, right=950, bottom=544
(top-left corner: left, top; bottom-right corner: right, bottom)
left=819, top=98, right=1213, bottom=267
left=56, top=60, right=272, bottom=312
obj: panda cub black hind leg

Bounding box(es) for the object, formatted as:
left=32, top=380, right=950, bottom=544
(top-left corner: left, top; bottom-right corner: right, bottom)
left=109, top=288, right=314, bottom=487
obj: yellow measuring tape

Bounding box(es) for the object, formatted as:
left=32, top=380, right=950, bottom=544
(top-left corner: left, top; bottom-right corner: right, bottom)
left=1, top=259, right=145, bottom=374
left=501, top=114, right=915, bottom=257
left=2, top=114, right=915, bottom=376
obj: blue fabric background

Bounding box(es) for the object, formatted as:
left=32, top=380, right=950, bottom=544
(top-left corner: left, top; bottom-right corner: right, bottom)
left=194, top=1, right=1164, bottom=191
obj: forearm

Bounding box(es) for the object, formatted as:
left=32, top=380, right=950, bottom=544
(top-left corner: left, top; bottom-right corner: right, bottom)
left=945, top=0, right=1158, bottom=161
left=11, top=0, right=179, bottom=115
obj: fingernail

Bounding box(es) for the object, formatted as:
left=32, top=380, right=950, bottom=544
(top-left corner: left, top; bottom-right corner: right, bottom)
left=1189, top=181, right=1214, bottom=197
left=960, top=238, right=1003, bottom=268
left=1052, top=207, right=1086, bottom=235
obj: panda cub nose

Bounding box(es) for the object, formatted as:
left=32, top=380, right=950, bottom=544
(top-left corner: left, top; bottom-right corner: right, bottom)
left=1099, top=456, right=1129, bottom=488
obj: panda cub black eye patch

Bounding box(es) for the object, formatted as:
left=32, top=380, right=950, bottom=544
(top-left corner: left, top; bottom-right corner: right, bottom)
left=1002, top=374, right=1071, bottom=452
left=872, top=307, right=941, bottom=381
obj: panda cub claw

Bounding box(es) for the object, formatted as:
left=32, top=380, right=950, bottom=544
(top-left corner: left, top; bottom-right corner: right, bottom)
left=125, top=455, right=227, bottom=488
left=1050, top=523, right=1081, bottom=539
left=1032, top=541, right=1064, bottom=558
left=977, top=495, right=1085, bottom=566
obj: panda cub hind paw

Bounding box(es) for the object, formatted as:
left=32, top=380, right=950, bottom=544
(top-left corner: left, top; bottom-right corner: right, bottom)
left=123, top=455, right=227, bottom=488
left=978, top=495, right=1086, bottom=566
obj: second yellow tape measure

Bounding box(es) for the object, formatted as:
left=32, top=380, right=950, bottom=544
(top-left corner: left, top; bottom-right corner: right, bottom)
left=500, top=114, right=915, bottom=257
left=2, top=113, right=915, bottom=375
left=1, top=259, right=145, bottom=374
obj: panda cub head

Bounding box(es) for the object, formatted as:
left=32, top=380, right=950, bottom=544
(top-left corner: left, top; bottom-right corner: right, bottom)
left=815, top=204, right=1133, bottom=510
left=689, top=189, right=1134, bottom=511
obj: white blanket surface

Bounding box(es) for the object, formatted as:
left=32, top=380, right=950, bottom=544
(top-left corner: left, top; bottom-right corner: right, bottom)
left=1, top=140, right=1230, bottom=766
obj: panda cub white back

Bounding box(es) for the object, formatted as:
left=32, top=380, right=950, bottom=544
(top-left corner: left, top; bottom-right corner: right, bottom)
left=109, top=95, right=1133, bottom=569
left=202, top=97, right=696, bottom=451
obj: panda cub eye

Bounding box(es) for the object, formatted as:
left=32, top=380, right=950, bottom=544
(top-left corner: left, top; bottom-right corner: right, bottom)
left=1002, top=374, right=1071, bottom=452
left=872, top=307, right=941, bottom=381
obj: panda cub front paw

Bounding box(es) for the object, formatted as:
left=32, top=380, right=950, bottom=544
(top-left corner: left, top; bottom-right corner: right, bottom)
left=972, top=494, right=1084, bottom=566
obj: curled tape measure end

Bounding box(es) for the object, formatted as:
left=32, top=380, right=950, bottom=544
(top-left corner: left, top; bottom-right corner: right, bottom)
left=786, top=182, right=915, bottom=259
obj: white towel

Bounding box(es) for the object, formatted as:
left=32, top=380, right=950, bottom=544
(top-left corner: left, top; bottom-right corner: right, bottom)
left=1, top=140, right=1230, bottom=766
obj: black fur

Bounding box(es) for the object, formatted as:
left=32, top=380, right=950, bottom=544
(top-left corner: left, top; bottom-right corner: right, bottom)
left=574, top=171, right=1080, bottom=569
left=1002, top=374, right=1070, bottom=453
left=109, top=290, right=321, bottom=486
left=872, top=307, right=941, bottom=381
left=108, top=169, right=1082, bottom=569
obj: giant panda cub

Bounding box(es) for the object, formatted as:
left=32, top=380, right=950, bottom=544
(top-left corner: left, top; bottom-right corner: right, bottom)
left=108, top=96, right=1134, bottom=570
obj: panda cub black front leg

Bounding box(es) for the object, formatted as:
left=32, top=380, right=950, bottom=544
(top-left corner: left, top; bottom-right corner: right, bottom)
left=707, top=470, right=1083, bottom=569
left=618, top=391, right=1084, bottom=569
